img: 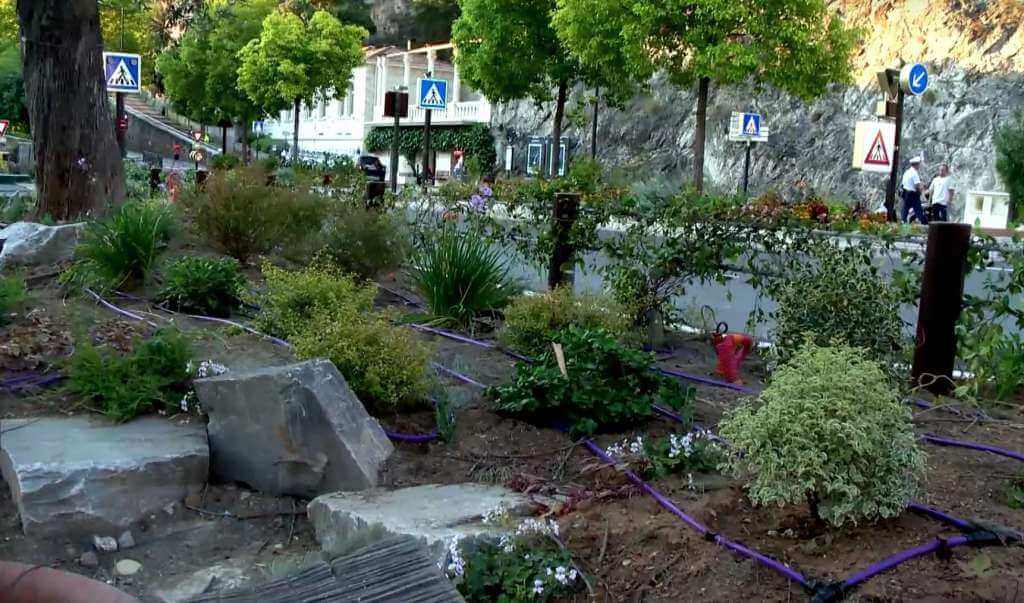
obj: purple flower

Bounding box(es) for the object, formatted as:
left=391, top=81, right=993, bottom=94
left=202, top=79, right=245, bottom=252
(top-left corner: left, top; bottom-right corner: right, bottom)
left=479, top=184, right=493, bottom=197
left=469, top=194, right=486, bottom=211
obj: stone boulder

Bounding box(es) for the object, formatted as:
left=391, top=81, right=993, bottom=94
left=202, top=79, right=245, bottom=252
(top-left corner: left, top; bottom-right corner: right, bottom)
left=0, top=416, right=208, bottom=538
left=308, top=484, right=535, bottom=565
left=0, top=222, right=85, bottom=271
left=193, top=360, right=393, bottom=498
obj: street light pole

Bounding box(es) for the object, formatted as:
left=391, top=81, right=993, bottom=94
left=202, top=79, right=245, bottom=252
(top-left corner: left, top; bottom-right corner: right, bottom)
left=115, top=7, right=127, bottom=158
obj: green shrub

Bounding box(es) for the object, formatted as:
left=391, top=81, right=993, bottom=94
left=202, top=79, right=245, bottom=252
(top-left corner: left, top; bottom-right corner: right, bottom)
left=181, top=167, right=326, bottom=262
left=499, top=287, right=632, bottom=356
left=769, top=242, right=904, bottom=367
left=1006, top=473, right=1024, bottom=509
left=0, top=275, right=27, bottom=325
left=995, top=110, right=1024, bottom=219
left=287, top=201, right=408, bottom=281
left=69, top=200, right=176, bottom=290
left=490, top=327, right=694, bottom=436
left=412, top=225, right=517, bottom=327
left=1, top=194, right=35, bottom=223
left=124, top=161, right=152, bottom=200
left=209, top=154, right=242, bottom=170
left=718, top=342, right=926, bottom=527
left=254, top=262, right=431, bottom=413
left=158, top=256, right=246, bottom=317
left=67, top=328, right=194, bottom=422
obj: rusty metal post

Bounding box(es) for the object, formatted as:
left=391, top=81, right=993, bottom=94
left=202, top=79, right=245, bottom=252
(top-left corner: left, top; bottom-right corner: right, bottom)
left=911, top=222, right=972, bottom=394
left=547, top=192, right=581, bottom=290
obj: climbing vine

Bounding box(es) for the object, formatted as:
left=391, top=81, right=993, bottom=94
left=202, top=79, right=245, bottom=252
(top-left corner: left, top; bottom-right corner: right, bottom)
left=364, top=124, right=497, bottom=169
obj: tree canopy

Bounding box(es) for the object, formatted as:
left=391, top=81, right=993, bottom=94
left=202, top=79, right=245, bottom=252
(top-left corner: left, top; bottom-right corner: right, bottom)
left=995, top=111, right=1024, bottom=220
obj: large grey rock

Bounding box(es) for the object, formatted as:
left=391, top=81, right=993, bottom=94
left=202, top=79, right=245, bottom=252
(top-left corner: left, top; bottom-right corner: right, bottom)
left=0, top=416, right=209, bottom=538
left=308, top=484, right=534, bottom=564
left=0, top=222, right=85, bottom=270
left=193, top=360, right=393, bottom=498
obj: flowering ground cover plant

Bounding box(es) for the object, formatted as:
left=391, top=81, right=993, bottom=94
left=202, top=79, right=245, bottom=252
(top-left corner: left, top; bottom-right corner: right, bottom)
left=606, top=429, right=726, bottom=481
left=447, top=508, right=580, bottom=602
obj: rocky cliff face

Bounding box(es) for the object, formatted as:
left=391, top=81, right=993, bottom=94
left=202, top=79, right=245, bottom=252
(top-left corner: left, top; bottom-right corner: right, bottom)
left=492, top=0, right=1024, bottom=205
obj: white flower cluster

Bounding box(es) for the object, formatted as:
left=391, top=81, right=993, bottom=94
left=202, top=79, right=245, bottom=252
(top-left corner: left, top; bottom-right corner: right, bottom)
left=482, top=504, right=510, bottom=526
left=499, top=534, right=515, bottom=553
left=443, top=538, right=465, bottom=578
left=667, top=432, right=695, bottom=459
left=515, top=517, right=559, bottom=538
left=179, top=361, right=229, bottom=413
left=606, top=435, right=645, bottom=459
left=545, top=565, right=578, bottom=586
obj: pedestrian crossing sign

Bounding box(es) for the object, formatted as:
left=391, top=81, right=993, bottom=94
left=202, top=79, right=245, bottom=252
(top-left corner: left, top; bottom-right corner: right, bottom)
left=852, top=121, right=895, bottom=173
left=863, top=131, right=890, bottom=166
left=417, top=78, right=448, bottom=110
left=103, top=52, right=142, bottom=94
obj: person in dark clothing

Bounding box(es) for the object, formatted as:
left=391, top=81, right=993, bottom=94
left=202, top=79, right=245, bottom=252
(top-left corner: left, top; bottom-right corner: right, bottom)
left=900, top=156, right=928, bottom=225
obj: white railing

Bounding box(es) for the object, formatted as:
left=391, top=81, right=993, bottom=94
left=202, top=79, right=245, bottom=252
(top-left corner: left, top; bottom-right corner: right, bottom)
left=370, top=101, right=491, bottom=126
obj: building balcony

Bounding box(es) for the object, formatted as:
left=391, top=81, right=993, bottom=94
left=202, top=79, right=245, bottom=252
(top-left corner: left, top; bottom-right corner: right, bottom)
left=368, top=100, right=492, bottom=128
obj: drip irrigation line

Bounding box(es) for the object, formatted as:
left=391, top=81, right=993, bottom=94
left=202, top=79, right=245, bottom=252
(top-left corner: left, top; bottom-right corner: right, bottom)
left=410, top=323, right=496, bottom=349
left=922, top=434, right=1024, bottom=463
left=906, top=503, right=974, bottom=531
left=431, top=362, right=487, bottom=390
left=655, top=367, right=756, bottom=394
left=85, top=288, right=159, bottom=328
left=384, top=429, right=439, bottom=443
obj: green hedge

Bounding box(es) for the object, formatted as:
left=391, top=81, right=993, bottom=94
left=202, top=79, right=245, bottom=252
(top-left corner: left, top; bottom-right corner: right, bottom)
left=364, top=124, right=497, bottom=169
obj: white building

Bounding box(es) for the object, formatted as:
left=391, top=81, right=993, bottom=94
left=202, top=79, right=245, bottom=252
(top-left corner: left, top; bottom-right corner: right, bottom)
left=259, top=42, right=492, bottom=182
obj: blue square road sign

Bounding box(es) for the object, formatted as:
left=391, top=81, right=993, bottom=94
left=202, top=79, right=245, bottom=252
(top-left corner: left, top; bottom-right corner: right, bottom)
left=417, top=78, right=448, bottom=110
left=104, top=52, right=142, bottom=94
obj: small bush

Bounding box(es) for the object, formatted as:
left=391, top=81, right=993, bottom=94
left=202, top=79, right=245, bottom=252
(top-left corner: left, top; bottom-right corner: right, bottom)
left=1005, top=473, right=1024, bottom=509
left=412, top=225, right=517, bottom=327
left=124, top=161, right=153, bottom=200
left=181, top=167, right=326, bottom=262
left=0, top=275, right=27, bottom=324
left=499, top=287, right=632, bottom=356
left=254, top=262, right=431, bottom=413
left=490, top=327, right=694, bottom=436
left=67, top=327, right=194, bottom=422
left=158, top=256, right=246, bottom=317
left=718, top=343, right=926, bottom=527
left=1, top=194, right=35, bottom=223
left=209, top=154, right=242, bottom=171
left=769, top=243, right=904, bottom=367
left=69, top=200, right=176, bottom=289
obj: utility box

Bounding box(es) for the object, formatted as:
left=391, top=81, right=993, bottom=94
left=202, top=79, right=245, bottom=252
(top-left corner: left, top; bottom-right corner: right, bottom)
left=963, top=191, right=1011, bottom=229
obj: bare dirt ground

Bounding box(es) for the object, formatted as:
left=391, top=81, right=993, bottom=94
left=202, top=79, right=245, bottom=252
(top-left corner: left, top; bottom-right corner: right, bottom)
left=2, top=275, right=1023, bottom=602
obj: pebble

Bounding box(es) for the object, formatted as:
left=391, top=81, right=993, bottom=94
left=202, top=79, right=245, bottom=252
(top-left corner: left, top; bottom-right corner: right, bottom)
left=117, top=530, right=135, bottom=550
left=92, top=535, right=118, bottom=553
left=115, top=559, right=142, bottom=576
left=80, top=551, right=99, bottom=567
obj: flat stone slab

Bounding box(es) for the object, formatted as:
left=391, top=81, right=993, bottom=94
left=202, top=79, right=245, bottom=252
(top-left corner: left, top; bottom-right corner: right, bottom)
left=309, top=483, right=534, bottom=564
left=193, top=360, right=393, bottom=498
left=0, top=416, right=208, bottom=538
left=0, top=221, right=84, bottom=270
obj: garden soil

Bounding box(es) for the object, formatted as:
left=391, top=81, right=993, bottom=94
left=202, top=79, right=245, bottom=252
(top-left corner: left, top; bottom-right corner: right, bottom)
left=1, top=278, right=1023, bottom=602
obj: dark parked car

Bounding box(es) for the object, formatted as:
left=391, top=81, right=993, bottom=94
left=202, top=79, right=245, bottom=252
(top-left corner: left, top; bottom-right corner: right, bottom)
left=358, top=155, right=386, bottom=182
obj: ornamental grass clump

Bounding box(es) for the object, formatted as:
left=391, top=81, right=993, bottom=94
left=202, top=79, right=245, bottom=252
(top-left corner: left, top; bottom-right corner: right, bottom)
left=0, top=275, right=27, bottom=325
left=498, top=287, right=632, bottom=356
left=718, top=342, right=926, bottom=527
left=490, top=327, right=694, bottom=436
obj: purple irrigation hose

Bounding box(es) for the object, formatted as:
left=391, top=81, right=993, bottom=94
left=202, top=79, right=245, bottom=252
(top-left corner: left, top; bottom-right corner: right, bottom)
left=432, top=362, right=487, bottom=390
left=581, top=437, right=812, bottom=590
left=906, top=503, right=974, bottom=531
left=923, top=434, right=1024, bottom=463
left=656, top=367, right=756, bottom=394
left=0, top=373, right=43, bottom=387
left=85, top=288, right=160, bottom=328
left=384, top=429, right=439, bottom=443
left=410, top=324, right=495, bottom=349
left=841, top=535, right=970, bottom=591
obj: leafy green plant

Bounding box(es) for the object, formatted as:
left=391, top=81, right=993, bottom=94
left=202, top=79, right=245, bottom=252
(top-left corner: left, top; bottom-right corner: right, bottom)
left=364, top=124, right=497, bottom=170
left=66, top=328, right=194, bottom=422
left=768, top=241, right=905, bottom=368
left=209, top=154, right=242, bottom=170
left=1005, top=473, right=1024, bottom=510
left=490, top=327, right=694, bottom=436
left=158, top=256, right=246, bottom=317
left=124, top=161, right=153, bottom=200
left=605, top=429, right=725, bottom=481
left=995, top=110, right=1024, bottom=221
left=67, top=200, right=176, bottom=290
left=254, top=262, right=431, bottom=413
left=0, top=275, right=27, bottom=325
left=451, top=513, right=579, bottom=602
left=719, top=342, right=926, bottom=527
left=180, top=166, right=327, bottom=262
left=0, top=194, right=34, bottom=223
left=412, top=225, right=517, bottom=327
left=499, top=287, right=631, bottom=356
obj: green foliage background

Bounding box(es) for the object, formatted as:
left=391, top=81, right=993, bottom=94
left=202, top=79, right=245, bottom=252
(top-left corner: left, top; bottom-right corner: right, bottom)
left=364, top=124, right=497, bottom=169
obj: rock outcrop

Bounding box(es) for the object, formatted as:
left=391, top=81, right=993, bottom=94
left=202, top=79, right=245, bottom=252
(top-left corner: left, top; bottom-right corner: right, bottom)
left=0, top=222, right=85, bottom=270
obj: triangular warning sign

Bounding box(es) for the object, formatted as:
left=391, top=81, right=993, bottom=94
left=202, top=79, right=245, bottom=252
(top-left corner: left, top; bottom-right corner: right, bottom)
left=0, top=120, right=8, bottom=136
left=108, top=60, right=137, bottom=88
left=422, top=83, right=443, bottom=106
left=744, top=116, right=758, bottom=135
left=864, top=130, right=890, bottom=165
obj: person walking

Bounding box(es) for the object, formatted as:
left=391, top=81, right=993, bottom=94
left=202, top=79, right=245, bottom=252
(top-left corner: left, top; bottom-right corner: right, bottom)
left=900, top=156, right=928, bottom=225
left=927, top=163, right=956, bottom=222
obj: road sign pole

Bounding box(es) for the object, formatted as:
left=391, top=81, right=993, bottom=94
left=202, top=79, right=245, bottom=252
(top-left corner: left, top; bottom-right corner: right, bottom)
left=742, top=140, right=752, bottom=197
left=390, top=111, right=400, bottom=193
left=885, top=81, right=904, bottom=223
left=423, top=108, right=433, bottom=186
left=115, top=92, right=126, bottom=158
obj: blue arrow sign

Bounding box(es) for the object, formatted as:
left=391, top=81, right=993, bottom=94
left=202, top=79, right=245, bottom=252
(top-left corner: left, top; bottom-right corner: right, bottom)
left=104, top=52, right=142, bottom=94
left=901, top=63, right=929, bottom=96
left=417, top=78, right=448, bottom=110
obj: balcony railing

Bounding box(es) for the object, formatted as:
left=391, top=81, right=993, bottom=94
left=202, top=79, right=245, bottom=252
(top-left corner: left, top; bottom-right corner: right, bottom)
left=370, top=100, right=491, bottom=126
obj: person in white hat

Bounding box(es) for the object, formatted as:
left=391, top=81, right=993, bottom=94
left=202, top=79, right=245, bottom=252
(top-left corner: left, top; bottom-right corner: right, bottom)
left=900, top=156, right=928, bottom=224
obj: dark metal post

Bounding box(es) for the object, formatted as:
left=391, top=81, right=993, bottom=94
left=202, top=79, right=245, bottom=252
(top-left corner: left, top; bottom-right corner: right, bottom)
left=115, top=93, right=126, bottom=158
left=911, top=223, right=972, bottom=395
left=885, top=70, right=904, bottom=223
left=423, top=108, right=433, bottom=186
left=390, top=111, right=400, bottom=193
left=547, top=192, right=581, bottom=290
left=591, top=87, right=599, bottom=161
left=742, top=141, right=752, bottom=197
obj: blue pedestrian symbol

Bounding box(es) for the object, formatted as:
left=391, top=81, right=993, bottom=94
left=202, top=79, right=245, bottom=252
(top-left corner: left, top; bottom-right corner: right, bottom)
left=104, top=52, right=142, bottom=94
left=742, top=113, right=761, bottom=137
left=901, top=63, right=929, bottom=96
left=418, top=78, right=448, bottom=110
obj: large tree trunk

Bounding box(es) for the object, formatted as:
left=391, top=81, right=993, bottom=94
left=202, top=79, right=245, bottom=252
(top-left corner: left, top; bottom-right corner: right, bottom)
left=692, top=76, right=710, bottom=194
left=292, top=97, right=300, bottom=163
left=17, top=0, right=125, bottom=221
left=549, top=79, right=568, bottom=178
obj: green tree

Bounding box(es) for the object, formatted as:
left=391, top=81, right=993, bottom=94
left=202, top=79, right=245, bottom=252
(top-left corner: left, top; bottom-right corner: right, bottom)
left=157, top=0, right=277, bottom=153
left=0, top=0, right=17, bottom=47
left=237, top=10, right=366, bottom=161
left=995, top=111, right=1024, bottom=222
left=284, top=0, right=375, bottom=34
left=553, top=0, right=859, bottom=192
left=452, top=0, right=583, bottom=178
